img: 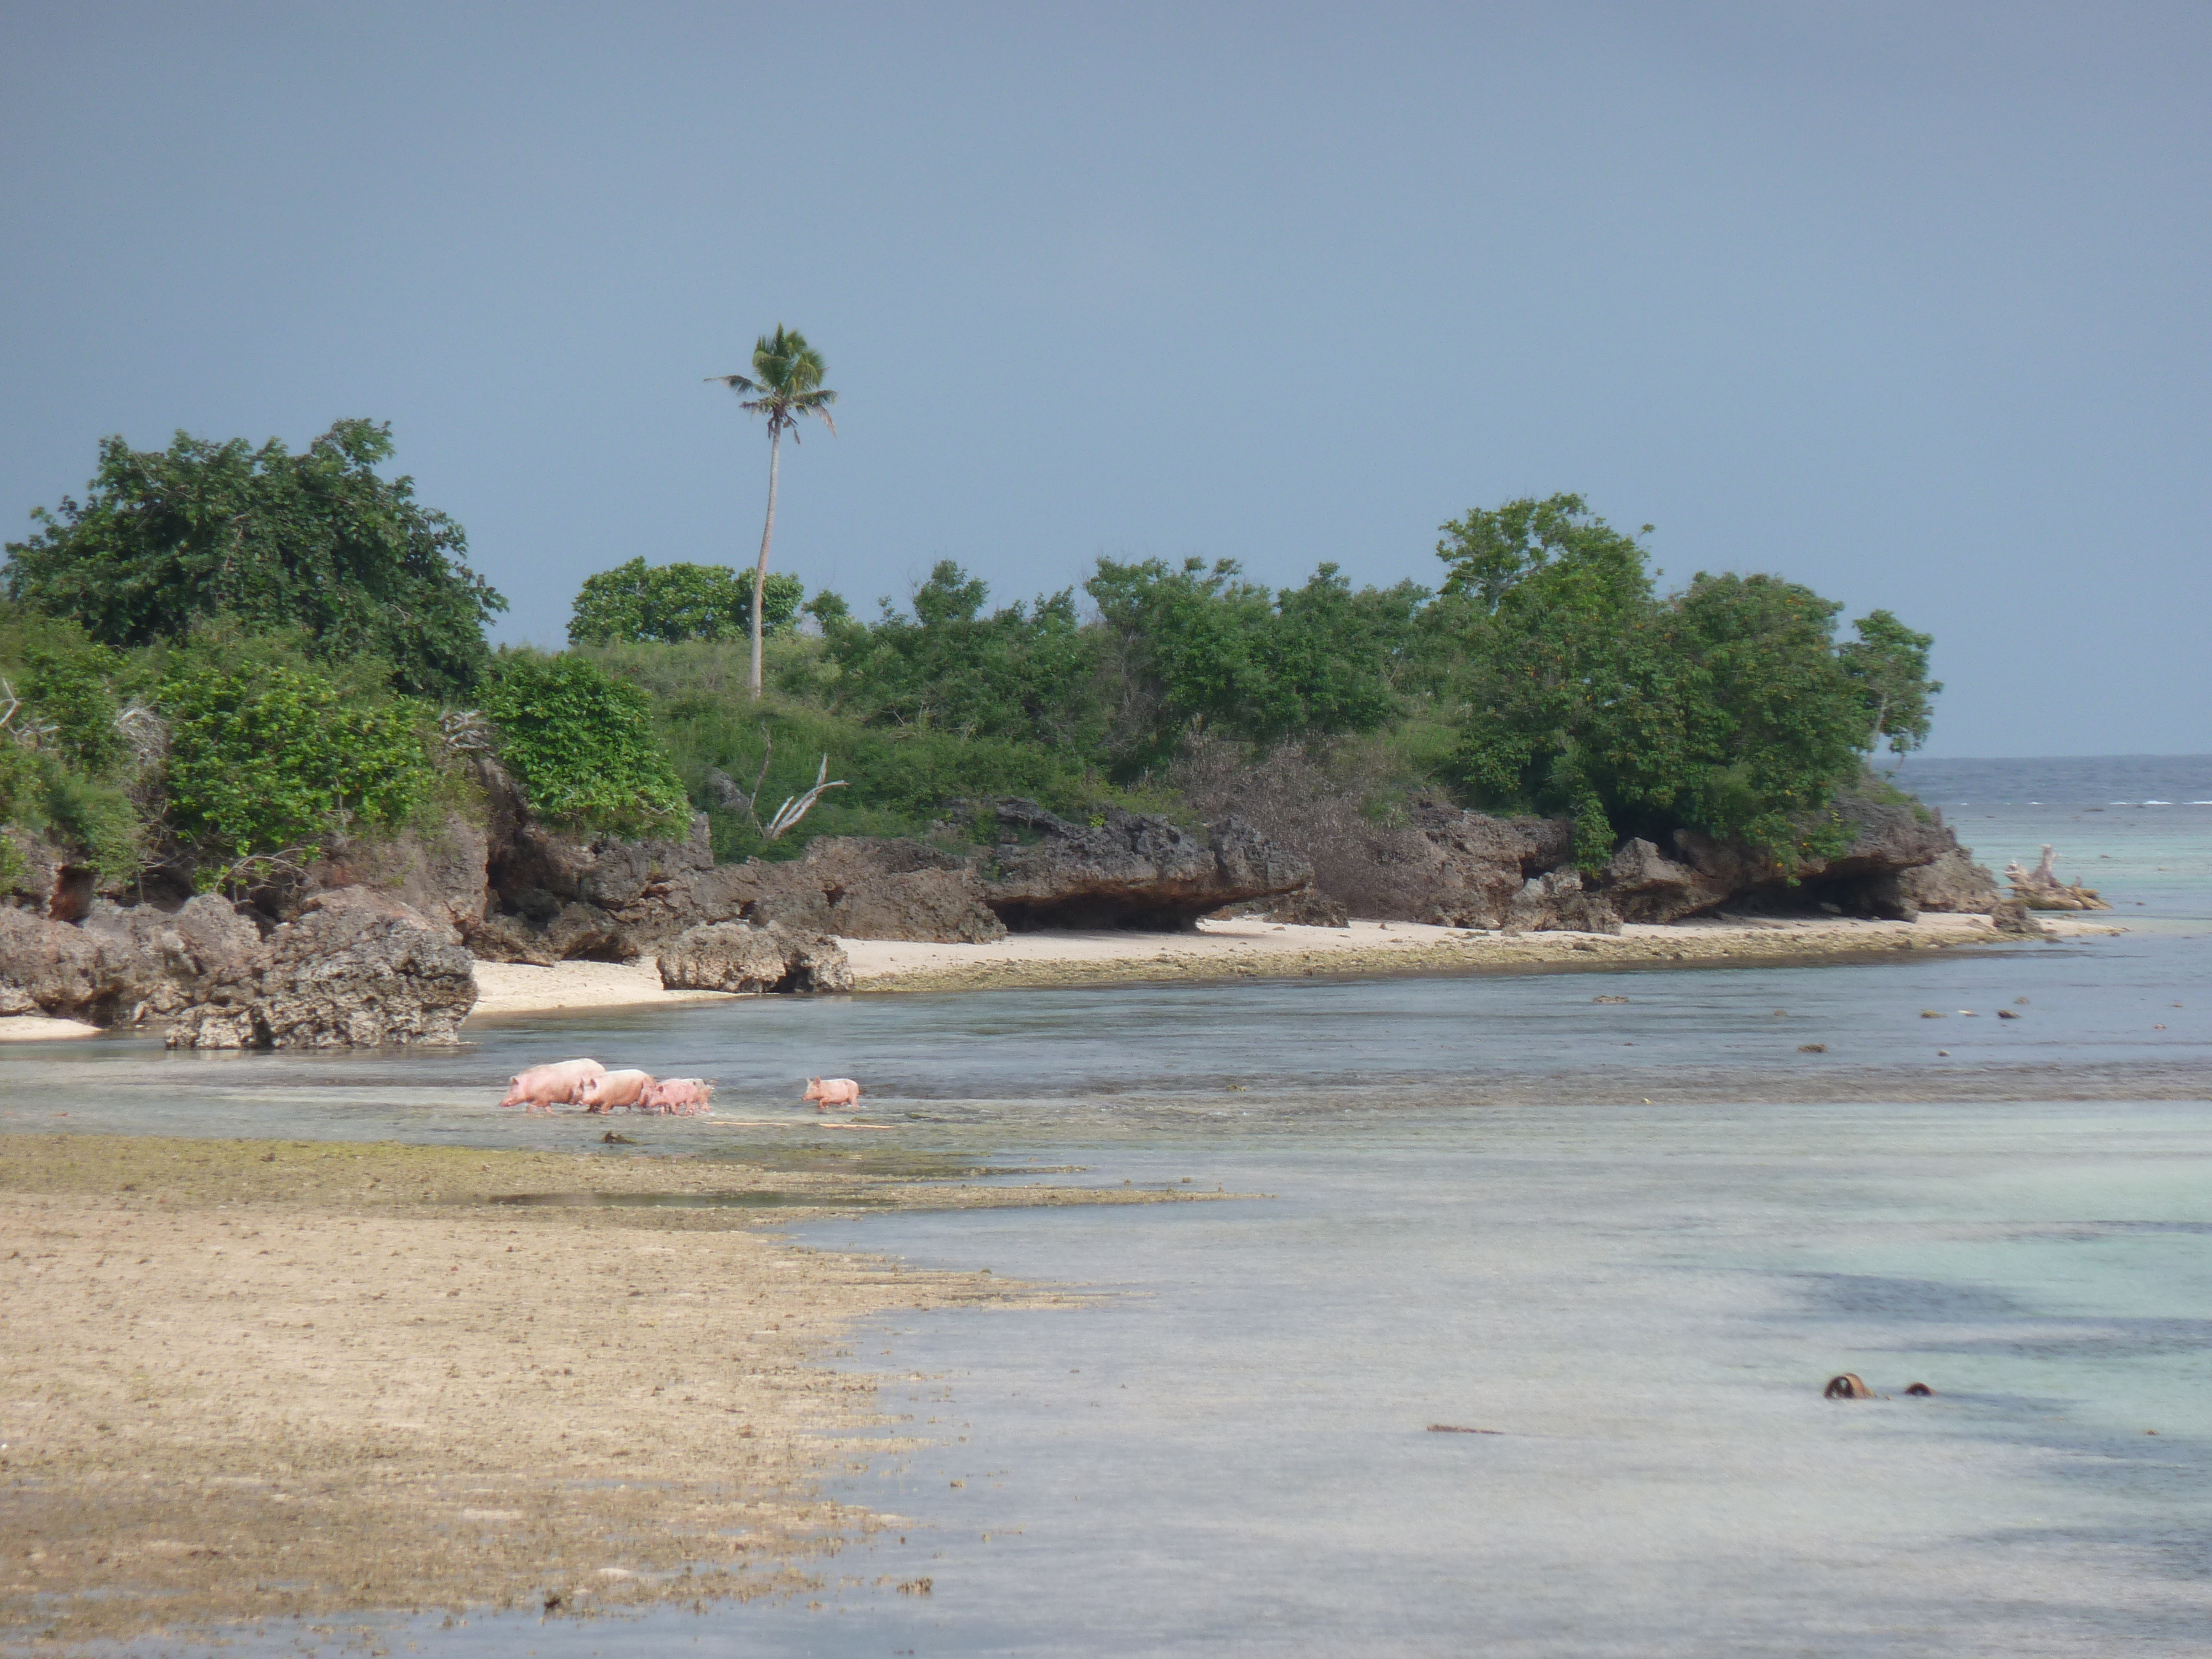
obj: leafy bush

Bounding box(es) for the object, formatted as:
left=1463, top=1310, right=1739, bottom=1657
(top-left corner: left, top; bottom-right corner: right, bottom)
left=568, top=559, right=804, bottom=646
left=161, top=659, right=432, bottom=866
left=4, top=420, right=505, bottom=697
left=1436, top=495, right=1931, bottom=865
left=1086, top=556, right=1427, bottom=768
left=484, top=652, right=688, bottom=837
left=824, top=561, right=1102, bottom=748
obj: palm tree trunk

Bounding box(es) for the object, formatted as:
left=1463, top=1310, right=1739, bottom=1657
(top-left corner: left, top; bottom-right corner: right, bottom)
left=749, top=426, right=782, bottom=700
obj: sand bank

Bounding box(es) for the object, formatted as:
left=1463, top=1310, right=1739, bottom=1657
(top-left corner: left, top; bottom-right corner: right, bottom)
left=0, top=1015, right=102, bottom=1042
left=836, top=912, right=2121, bottom=996
left=0, top=1134, right=1234, bottom=1647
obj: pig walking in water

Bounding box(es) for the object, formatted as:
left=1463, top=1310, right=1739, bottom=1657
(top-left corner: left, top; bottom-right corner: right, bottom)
left=638, top=1078, right=715, bottom=1117
left=578, top=1070, right=656, bottom=1113
left=802, top=1077, right=863, bottom=1111
left=499, top=1058, right=607, bottom=1113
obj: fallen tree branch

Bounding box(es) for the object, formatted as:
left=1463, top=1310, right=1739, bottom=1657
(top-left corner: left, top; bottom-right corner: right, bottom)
left=763, top=754, right=848, bottom=841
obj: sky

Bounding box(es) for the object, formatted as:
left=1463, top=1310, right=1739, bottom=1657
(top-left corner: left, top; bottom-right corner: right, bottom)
left=3, top=1, right=2206, bottom=757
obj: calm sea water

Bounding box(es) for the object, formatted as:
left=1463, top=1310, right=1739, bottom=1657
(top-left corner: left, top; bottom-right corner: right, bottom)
left=10, top=757, right=2212, bottom=1657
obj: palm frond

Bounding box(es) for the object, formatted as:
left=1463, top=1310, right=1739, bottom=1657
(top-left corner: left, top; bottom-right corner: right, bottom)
left=707, top=373, right=760, bottom=393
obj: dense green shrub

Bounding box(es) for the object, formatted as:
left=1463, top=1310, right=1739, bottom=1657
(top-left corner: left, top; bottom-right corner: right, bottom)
left=4, top=420, right=505, bottom=697
left=161, top=659, right=432, bottom=867
left=1436, top=494, right=1932, bottom=865
left=823, top=561, right=1102, bottom=748
left=568, top=559, right=804, bottom=646
left=1085, top=556, right=1427, bottom=768
left=484, top=653, right=688, bottom=837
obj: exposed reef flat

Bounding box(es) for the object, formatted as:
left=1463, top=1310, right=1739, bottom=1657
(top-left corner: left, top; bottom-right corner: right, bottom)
left=0, top=1135, right=1237, bottom=1648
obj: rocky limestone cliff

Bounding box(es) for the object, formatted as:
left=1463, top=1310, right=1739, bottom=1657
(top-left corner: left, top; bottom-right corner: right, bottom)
left=1259, top=782, right=2003, bottom=931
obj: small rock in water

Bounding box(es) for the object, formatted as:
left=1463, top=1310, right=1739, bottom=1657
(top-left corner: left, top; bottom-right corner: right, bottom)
left=1937, top=1049, right=1950, bottom=1056
left=1426, top=1423, right=1503, bottom=1434
left=1904, top=1383, right=1934, bottom=1396
left=2015, top=997, right=2031, bottom=1005
left=1921, top=1010, right=1945, bottom=1019
left=1772, top=1009, right=1788, bottom=1018
left=1997, top=1009, right=2020, bottom=1020
left=601, top=1131, right=635, bottom=1145
left=1593, top=994, right=1629, bottom=1004
left=1798, top=1043, right=1827, bottom=1053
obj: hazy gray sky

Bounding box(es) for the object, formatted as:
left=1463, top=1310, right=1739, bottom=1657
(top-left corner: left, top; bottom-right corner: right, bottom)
left=4, top=2, right=2205, bottom=756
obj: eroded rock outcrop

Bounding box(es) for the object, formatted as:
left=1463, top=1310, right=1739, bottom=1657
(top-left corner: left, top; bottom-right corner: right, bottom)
left=0, top=903, right=159, bottom=1021
left=164, top=889, right=477, bottom=1049
left=973, top=800, right=1309, bottom=930
left=656, top=922, right=854, bottom=994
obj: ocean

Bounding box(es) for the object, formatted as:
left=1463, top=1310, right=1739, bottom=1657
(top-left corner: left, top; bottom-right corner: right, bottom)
left=7, top=755, right=2210, bottom=1656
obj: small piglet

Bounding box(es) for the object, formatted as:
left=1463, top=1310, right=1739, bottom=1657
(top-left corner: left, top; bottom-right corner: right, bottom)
left=639, top=1077, right=715, bottom=1116
left=578, top=1069, right=655, bottom=1113
left=500, top=1058, right=607, bottom=1113
left=802, top=1077, right=863, bottom=1110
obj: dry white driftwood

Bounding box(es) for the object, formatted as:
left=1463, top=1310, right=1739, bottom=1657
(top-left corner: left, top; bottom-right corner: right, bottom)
left=2004, top=844, right=2111, bottom=911
left=763, top=754, right=848, bottom=842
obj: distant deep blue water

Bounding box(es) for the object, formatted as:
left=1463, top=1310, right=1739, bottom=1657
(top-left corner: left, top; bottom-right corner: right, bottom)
left=11, top=757, right=2212, bottom=1657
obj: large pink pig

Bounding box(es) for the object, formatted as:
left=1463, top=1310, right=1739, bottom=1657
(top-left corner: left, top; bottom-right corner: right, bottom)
left=802, top=1077, right=863, bottom=1111
left=499, top=1058, right=607, bottom=1113
left=578, top=1069, right=655, bottom=1113
left=639, top=1077, right=715, bottom=1116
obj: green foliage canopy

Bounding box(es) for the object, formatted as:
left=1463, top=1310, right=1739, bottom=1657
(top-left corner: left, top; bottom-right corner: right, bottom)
left=825, top=561, right=1100, bottom=747
left=3, top=420, right=507, bottom=698
left=484, top=653, right=688, bottom=837
left=161, top=658, right=432, bottom=868
left=1437, top=494, right=1938, bottom=867
left=1086, top=556, right=1426, bottom=768
left=568, top=559, right=804, bottom=646
left=1839, top=608, right=1942, bottom=756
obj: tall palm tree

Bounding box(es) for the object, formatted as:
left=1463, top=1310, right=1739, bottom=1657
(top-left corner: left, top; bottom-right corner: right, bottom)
left=709, top=325, right=838, bottom=699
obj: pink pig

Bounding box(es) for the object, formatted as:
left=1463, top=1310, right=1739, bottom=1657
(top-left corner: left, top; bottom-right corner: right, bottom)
left=802, top=1077, right=863, bottom=1111
left=499, top=1058, right=607, bottom=1113
left=577, top=1070, right=655, bottom=1113
left=639, top=1077, right=715, bottom=1116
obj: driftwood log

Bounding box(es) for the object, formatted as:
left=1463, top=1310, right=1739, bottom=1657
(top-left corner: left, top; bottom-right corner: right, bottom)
left=2004, top=845, right=2112, bottom=911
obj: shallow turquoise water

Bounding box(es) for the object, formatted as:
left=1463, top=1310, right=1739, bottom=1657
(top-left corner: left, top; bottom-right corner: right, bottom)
left=13, top=757, right=2212, bottom=1656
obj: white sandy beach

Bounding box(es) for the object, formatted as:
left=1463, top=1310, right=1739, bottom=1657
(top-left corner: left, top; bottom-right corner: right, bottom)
left=0, top=912, right=2122, bottom=1039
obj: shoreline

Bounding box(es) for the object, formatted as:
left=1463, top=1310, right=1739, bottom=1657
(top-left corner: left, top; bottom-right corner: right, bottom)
left=0, top=1134, right=1232, bottom=1648
left=473, top=912, right=2124, bottom=1016
left=0, top=914, right=2130, bottom=1040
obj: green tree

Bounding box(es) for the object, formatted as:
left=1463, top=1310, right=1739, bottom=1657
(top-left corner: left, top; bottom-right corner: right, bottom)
left=1839, top=608, right=1942, bottom=756
left=161, top=658, right=432, bottom=869
left=1438, top=495, right=1926, bottom=868
left=825, top=561, right=1100, bottom=747
left=1087, top=556, right=1419, bottom=768
left=709, top=326, right=838, bottom=701
left=3, top=420, right=505, bottom=698
left=567, top=558, right=803, bottom=645
left=484, top=653, right=687, bottom=837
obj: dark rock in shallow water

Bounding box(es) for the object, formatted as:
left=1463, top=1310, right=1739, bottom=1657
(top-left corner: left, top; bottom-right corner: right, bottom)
left=163, top=888, right=477, bottom=1048
left=0, top=903, right=159, bottom=1022
left=1989, top=898, right=2051, bottom=938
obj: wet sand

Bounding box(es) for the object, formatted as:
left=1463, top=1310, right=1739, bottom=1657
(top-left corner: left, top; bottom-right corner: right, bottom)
left=0, top=1135, right=1235, bottom=1648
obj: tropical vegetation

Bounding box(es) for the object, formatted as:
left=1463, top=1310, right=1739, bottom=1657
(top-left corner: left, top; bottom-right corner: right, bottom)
left=0, top=419, right=1941, bottom=902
